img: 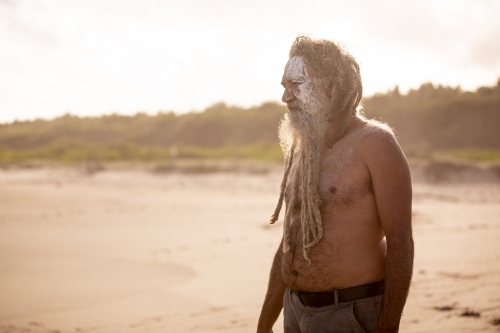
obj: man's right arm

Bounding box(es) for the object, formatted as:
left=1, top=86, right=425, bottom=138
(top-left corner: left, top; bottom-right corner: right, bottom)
left=257, top=239, right=287, bottom=333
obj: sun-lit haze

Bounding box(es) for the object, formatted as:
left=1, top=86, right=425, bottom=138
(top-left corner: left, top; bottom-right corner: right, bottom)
left=1, top=0, right=499, bottom=123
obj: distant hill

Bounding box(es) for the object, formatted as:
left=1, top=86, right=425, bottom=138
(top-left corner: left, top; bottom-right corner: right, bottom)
left=0, top=81, right=499, bottom=164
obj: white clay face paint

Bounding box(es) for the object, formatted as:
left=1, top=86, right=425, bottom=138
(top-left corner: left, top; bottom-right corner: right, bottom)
left=284, top=56, right=314, bottom=106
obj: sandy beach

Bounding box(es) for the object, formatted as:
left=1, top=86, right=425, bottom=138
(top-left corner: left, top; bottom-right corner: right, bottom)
left=0, top=165, right=499, bottom=332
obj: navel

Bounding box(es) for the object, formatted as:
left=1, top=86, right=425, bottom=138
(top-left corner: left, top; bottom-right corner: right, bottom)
left=328, top=186, right=337, bottom=194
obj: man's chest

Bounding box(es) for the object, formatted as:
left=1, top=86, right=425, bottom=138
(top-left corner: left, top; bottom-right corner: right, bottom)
left=285, top=148, right=373, bottom=210
left=318, top=149, right=373, bottom=208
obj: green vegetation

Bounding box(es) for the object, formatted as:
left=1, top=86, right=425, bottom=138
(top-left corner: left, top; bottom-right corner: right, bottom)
left=1, top=81, right=499, bottom=166
left=364, top=81, right=500, bottom=157
left=432, top=150, right=500, bottom=163
left=0, top=143, right=283, bottom=164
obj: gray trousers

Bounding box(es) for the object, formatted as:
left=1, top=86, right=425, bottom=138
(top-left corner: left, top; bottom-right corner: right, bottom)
left=283, top=288, right=382, bottom=333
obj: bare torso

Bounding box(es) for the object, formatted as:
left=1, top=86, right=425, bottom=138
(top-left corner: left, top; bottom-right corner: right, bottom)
left=282, top=117, right=388, bottom=291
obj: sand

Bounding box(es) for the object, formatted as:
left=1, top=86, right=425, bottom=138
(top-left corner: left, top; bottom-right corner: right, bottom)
left=0, top=166, right=499, bottom=333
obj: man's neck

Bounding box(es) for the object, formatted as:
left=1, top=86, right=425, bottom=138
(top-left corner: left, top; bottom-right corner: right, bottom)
left=318, top=114, right=360, bottom=153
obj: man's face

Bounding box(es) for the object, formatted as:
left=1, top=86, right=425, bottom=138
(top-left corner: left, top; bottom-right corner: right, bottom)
left=279, top=56, right=331, bottom=148
left=281, top=56, right=331, bottom=119
left=281, top=56, right=314, bottom=113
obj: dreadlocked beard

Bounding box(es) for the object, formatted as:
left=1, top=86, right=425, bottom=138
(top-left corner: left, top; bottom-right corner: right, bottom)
left=271, top=85, right=332, bottom=265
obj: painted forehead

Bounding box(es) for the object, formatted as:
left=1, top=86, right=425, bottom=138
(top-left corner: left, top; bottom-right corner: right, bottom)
left=284, top=56, right=310, bottom=80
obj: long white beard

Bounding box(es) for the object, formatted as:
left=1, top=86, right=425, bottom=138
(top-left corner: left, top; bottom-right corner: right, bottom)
left=277, top=88, right=332, bottom=262
left=278, top=86, right=331, bottom=155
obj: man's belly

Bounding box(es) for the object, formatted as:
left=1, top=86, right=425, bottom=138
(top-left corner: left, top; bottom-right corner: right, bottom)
left=282, top=233, right=387, bottom=291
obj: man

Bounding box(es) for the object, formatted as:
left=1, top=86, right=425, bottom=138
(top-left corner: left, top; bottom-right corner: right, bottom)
left=256, top=36, right=414, bottom=333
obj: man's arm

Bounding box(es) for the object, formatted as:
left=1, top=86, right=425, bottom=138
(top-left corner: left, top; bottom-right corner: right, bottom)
left=364, top=132, right=414, bottom=333
left=257, top=239, right=287, bottom=333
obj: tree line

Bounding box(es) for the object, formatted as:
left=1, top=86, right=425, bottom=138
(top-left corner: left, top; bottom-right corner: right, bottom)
left=0, top=80, right=499, bottom=164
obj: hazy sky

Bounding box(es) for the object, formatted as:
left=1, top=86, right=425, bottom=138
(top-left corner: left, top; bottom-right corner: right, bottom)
left=1, top=0, right=499, bottom=123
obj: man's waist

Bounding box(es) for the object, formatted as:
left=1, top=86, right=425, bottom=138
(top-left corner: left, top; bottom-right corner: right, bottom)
left=291, top=280, right=384, bottom=307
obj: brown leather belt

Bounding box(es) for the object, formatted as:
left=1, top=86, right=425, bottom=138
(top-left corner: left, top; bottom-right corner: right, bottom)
left=291, top=280, right=384, bottom=307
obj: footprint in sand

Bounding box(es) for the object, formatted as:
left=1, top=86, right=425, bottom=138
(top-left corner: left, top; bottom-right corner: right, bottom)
left=433, top=305, right=455, bottom=311
left=438, top=271, right=480, bottom=279
left=460, top=309, right=481, bottom=318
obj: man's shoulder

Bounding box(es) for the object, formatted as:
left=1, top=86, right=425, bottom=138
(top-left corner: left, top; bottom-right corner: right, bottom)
left=355, top=116, right=405, bottom=162
left=329, top=117, right=396, bottom=153
left=356, top=116, right=396, bottom=142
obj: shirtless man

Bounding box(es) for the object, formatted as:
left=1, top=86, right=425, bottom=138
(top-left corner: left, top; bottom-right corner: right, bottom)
left=256, top=36, right=414, bottom=333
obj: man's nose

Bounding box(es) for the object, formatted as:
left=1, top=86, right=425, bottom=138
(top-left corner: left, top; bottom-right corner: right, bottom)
left=282, top=85, right=295, bottom=103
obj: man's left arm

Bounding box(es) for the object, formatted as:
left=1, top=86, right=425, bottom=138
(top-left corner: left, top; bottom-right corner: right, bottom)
left=364, top=132, right=414, bottom=333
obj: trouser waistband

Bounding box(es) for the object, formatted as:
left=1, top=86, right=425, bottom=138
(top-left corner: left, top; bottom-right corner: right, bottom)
left=291, top=280, right=384, bottom=307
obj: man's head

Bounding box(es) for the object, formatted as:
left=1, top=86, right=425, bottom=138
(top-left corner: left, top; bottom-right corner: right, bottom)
left=287, top=35, right=363, bottom=123
left=271, top=35, right=364, bottom=263
left=279, top=36, right=363, bottom=150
